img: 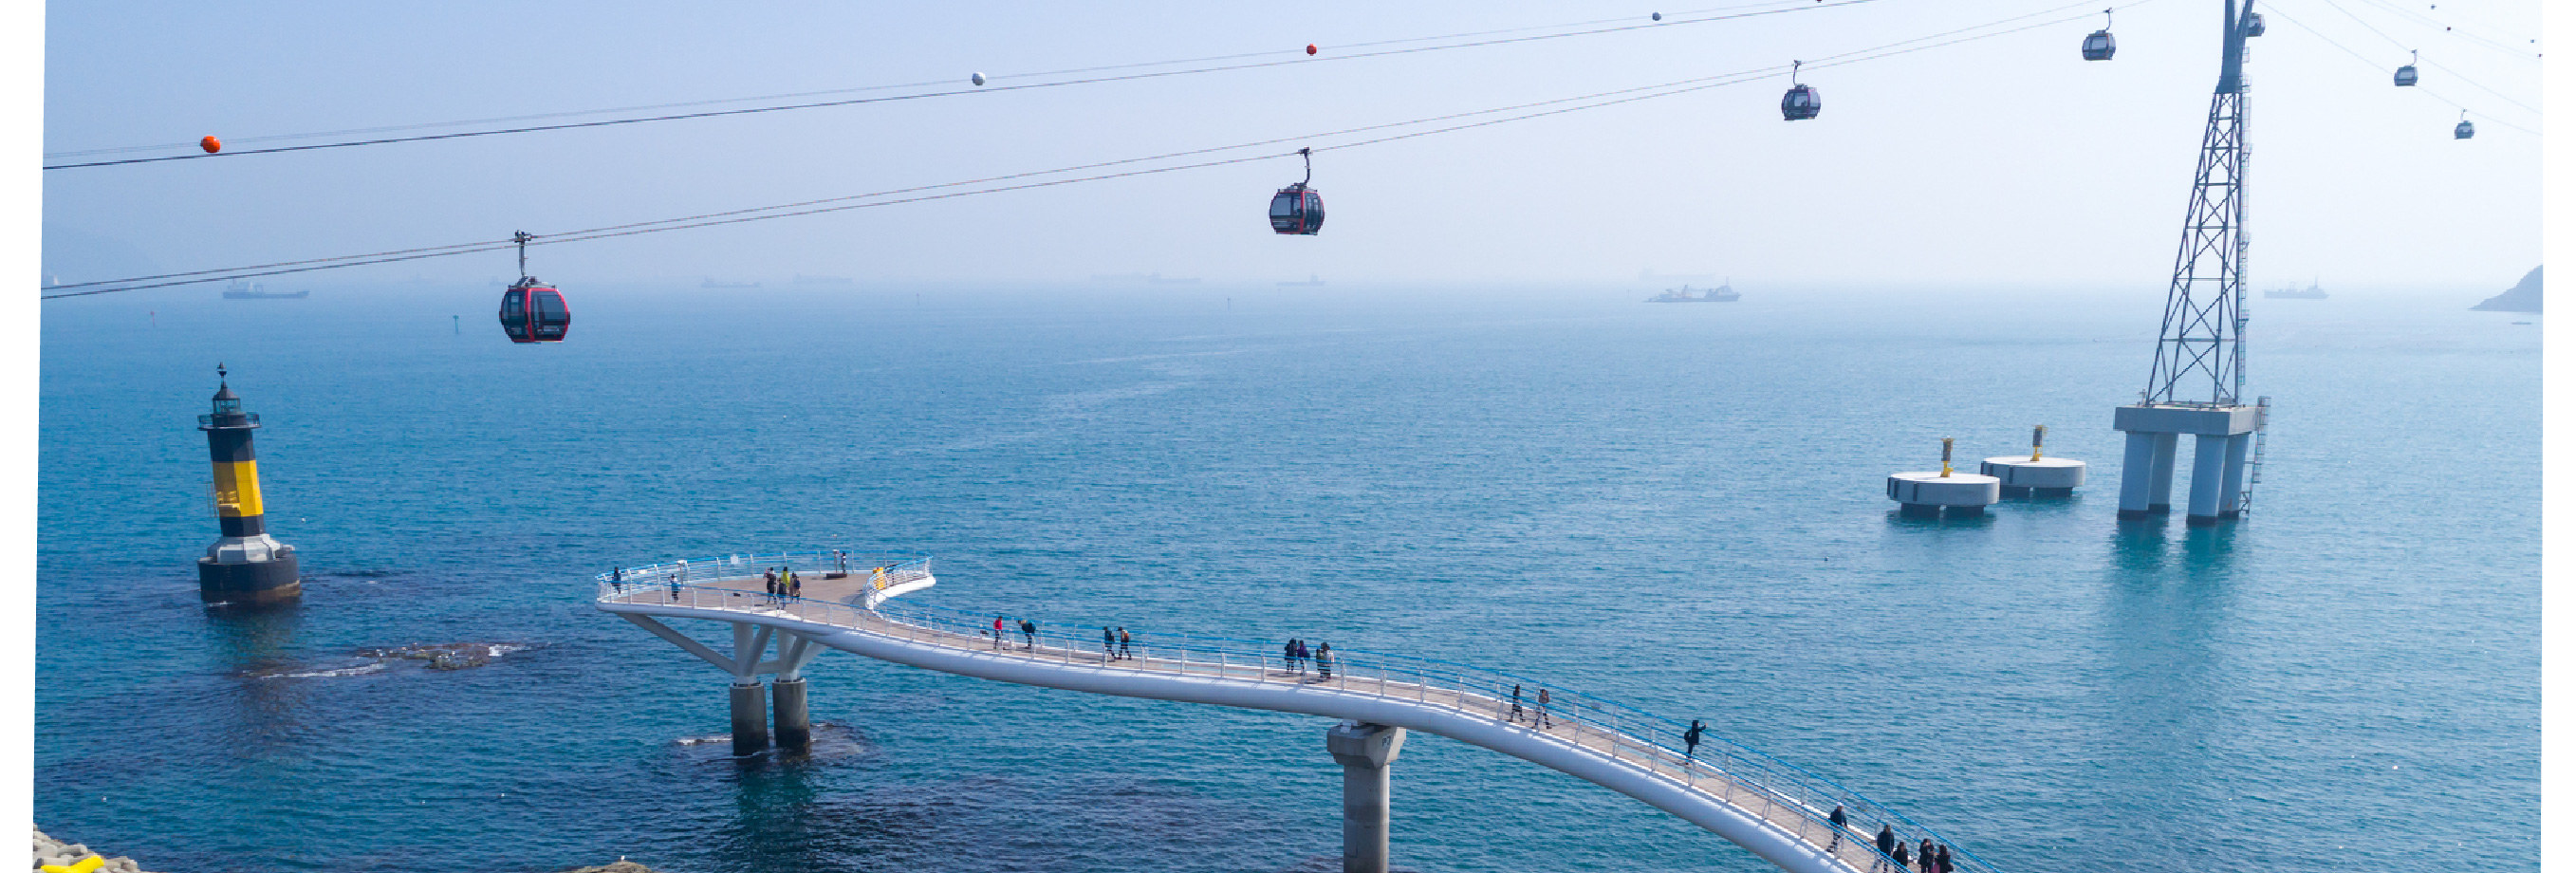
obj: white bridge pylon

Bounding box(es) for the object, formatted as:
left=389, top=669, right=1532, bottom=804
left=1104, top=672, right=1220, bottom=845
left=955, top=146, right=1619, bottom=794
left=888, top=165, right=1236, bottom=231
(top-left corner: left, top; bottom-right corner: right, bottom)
left=598, top=552, right=1989, bottom=873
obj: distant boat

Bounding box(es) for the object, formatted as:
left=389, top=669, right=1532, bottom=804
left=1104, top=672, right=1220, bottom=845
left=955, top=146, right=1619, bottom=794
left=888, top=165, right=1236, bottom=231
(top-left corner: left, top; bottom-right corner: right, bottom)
left=1646, top=283, right=1739, bottom=303
left=702, top=278, right=762, bottom=288
left=1277, top=273, right=1327, bottom=288
left=791, top=274, right=854, bottom=286
left=2263, top=278, right=2326, bottom=299
left=223, top=281, right=308, bottom=300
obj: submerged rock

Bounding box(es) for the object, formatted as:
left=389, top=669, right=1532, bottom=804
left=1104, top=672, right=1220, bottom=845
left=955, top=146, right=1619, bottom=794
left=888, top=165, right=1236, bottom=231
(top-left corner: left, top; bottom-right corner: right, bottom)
left=558, top=862, right=664, bottom=873
left=357, top=641, right=533, bottom=671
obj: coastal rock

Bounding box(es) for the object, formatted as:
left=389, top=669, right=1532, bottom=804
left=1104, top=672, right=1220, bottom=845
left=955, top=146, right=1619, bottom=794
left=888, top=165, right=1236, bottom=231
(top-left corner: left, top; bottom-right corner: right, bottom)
left=2471, top=266, right=2542, bottom=312
left=31, top=827, right=159, bottom=873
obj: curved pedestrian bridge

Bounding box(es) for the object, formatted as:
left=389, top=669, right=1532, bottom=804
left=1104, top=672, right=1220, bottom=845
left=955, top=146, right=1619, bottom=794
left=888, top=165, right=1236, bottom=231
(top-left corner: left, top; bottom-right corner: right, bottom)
left=597, top=552, right=1993, bottom=873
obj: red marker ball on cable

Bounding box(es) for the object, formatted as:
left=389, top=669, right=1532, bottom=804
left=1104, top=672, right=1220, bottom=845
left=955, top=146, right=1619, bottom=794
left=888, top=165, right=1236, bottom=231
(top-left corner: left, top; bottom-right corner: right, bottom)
left=200, top=136, right=221, bottom=154
left=1306, top=44, right=1318, bottom=55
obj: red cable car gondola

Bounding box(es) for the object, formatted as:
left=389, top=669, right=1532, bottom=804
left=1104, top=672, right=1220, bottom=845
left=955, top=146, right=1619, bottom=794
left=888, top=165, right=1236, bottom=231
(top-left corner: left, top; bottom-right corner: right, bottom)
left=1269, top=147, right=1325, bottom=235
left=498, top=231, right=570, bottom=344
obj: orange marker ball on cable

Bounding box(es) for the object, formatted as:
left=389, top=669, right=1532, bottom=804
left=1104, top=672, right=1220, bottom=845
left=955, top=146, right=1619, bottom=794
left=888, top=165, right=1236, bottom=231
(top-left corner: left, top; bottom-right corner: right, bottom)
left=199, top=136, right=221, bottom=154
left=1306, top=44, right=1318, bottom=55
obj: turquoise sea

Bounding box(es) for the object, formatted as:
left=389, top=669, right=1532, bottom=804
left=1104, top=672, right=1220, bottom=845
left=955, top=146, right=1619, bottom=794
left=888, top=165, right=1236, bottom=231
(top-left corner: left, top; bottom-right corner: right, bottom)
left=36, top=282, right=2539, bottom=872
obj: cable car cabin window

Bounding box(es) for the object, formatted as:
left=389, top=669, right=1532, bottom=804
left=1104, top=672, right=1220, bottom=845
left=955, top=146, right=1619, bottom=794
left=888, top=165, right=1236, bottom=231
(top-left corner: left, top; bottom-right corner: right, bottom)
left=499, top=289, right=527, bottom=327
left=1302, top=192, right=1325, bottom=232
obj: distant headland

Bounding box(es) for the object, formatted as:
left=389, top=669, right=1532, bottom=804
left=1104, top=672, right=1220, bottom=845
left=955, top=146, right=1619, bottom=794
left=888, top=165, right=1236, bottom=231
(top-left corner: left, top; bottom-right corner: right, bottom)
left=2471, top=267, right=2542, bottom=313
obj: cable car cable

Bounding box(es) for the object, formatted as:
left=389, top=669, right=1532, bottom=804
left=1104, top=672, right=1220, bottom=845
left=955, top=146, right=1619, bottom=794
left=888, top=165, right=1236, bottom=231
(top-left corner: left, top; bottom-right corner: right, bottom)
left=2260, top=7, right=2537, bottom=135
left=42, top=2, right=2154, bottom=299
left=46, top=0, right=1822, bottom=161
left=45, top=0, right=1884, bottom=171
left=2298, top=0, right=2535, bottom=111
left=2337, top=0, right=2541, bottom=60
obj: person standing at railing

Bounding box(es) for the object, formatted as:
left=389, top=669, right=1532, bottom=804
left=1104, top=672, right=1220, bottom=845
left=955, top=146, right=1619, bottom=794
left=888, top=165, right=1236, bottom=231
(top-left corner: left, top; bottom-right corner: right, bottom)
left=788, top=568, right=802, bottom=600
left=991, top=615, right=1007, bottom=649
left=1891, top=841, right=1910, bottom=873
left=1683, top=719, right=1705, bottom=765
left=1934, top=843, right=1952, bottom=873
left=1509, top=684, right=1525, bottom=722
left=1315, top=641, right=1334, bottom=678
left=1918, top=839, right=1935, bottom=873
left=763, top=567, right=779, bottom=604
left=1118, top=627, right=1133, bottom=659
left=1874, top=825, right=1897, bottom=872
left=670, top=561, right=687, bottom=603
left=1019, top=619, right=1037, bottom=649
left=1282, top=640, right=1299, bottom=675
left=1535, top=688, right=1553, bottom=729
left=1826, top=805, right=1847, bottom=852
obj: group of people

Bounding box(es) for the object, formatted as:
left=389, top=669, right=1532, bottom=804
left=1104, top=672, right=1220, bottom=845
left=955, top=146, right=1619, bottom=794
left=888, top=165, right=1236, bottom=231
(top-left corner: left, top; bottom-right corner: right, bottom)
left=1819, top=807, right=1955, bottom=873
left=1100, top=626, right=1135, bottom=659
left=991, top=616, right=1039, bottom=649
left=762, top=567, right=803, bottom=604
left=1280, top=639, right=1333, bottom=678
left=1506, top=684, right=1553, bottom=728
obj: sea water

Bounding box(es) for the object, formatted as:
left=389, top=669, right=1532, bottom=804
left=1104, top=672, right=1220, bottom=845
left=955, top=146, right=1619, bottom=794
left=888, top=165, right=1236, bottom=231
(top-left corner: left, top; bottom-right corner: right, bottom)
left=36, top=283, right=2538, bottom=873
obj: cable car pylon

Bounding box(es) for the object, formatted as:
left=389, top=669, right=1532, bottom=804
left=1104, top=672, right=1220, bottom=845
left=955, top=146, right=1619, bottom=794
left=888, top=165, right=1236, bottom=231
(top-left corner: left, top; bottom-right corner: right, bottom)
left=2112, top=0, right=2268, bottom=527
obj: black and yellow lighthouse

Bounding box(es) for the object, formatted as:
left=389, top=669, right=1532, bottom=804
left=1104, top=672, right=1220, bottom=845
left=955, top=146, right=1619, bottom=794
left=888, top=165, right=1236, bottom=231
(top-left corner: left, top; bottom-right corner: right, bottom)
left=197, top=365, right=301, bottom=603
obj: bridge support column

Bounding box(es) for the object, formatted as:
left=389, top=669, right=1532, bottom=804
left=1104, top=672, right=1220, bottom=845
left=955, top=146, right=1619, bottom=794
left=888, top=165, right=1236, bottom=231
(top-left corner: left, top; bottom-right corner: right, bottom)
left=729, top=680, right=769, bottom=755
left=771, top=677, right=811, bottom=752
left=1326, top=721, right=1405, bottom=873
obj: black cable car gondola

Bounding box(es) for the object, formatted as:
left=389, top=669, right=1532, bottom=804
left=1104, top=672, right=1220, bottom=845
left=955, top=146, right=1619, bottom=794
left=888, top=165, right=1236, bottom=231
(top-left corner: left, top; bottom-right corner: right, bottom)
left=2244, top=11, right=2265, bottom=36
left=1269, top=147, right=1325, bottom=235
left=1780, top=61, right=1820, bottom=121
left=2082, top=9, right=2116, bottom=61
left=2455, top=112, right=2474, bottom=139
left=2394, top=50, right=2418, bottom=86
left=497, top=231, right=570, bottom=344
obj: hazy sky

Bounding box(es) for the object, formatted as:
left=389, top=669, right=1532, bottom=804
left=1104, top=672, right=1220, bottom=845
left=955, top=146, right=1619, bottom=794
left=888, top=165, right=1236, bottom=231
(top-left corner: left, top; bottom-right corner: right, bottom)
left=37, top=0, right=2546, bottom=291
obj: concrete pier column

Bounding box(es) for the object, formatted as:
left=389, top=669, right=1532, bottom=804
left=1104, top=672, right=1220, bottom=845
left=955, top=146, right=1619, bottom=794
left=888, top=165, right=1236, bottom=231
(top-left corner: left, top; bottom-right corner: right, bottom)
left=729, top=681, right=770, bottom=756
left=1326, top=721, right=1406, bottom=873
left=2117, top=432, right=2159, bottom=517
left=771, top=677, right=811, bottom=752
left=2144, top=432, right=2179, bottom=513
left=2217, top=433, right=2252, bottom=517
left=2185, top=434, right=2232, bottom=525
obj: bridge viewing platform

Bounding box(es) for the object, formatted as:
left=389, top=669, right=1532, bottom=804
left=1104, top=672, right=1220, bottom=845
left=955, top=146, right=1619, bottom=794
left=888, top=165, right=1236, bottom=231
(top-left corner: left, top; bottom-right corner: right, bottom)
left=596, top=550, right=1997, bottom=873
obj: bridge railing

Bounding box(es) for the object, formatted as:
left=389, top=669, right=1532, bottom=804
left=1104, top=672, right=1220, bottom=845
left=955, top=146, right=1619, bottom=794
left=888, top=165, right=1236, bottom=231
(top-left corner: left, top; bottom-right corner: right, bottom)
left=595, top=571, right=1994, bottom=873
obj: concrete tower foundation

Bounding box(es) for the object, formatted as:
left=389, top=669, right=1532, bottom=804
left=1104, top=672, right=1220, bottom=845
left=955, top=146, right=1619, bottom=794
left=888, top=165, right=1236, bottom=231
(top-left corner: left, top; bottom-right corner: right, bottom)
left=771, top=677, right=812, bottom=752
left=2113, top=404, right=2262, bottom=525
left=729, top=681, right=770, bottom=756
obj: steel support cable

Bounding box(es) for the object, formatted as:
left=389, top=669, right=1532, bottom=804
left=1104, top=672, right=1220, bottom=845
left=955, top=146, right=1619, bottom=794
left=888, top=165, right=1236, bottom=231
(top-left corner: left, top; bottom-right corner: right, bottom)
left=2262, top=7, right=2538, bottom=135
left=2297, top=0, right=2538, bottom=112
left=40, top=2, right=2142, bottom=300
left=2339, top=0, right=2542, bottom=60
left=47, top=0, right=1825, bottom=161
left=45, top=0, right=1884, bottom=171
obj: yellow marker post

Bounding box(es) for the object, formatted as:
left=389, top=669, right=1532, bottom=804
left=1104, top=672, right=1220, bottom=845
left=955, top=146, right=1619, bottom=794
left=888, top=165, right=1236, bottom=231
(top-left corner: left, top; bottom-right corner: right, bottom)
left=2031, top=424, right=2048, bottom=462
left=1939, top=437, right=1955, bottom=477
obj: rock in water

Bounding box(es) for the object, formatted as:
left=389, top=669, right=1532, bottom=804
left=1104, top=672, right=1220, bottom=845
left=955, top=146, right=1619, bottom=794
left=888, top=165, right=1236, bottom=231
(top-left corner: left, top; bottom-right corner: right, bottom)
left=32, top=827, right=159, bottom=873
left=2471, top=266, right=2542, bottom=312
left=559, top=863, right=665, bottom=873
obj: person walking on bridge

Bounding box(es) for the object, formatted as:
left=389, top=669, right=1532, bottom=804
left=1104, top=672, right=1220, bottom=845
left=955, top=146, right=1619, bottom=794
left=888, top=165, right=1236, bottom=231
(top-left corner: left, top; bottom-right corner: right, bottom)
left=1102, top=626, right=1118, bottom=659
left=1020, top=618, right=1037, bottom=650
left=1683, top=719, right=1705, bottom=765
left=991, top=615, right=1007, bottom=649
left=1535, top=688, right=1553, bottom=729
left=1874, top=825, right=1897, bottom=872
left=1826, top=805, right=1847, bottom=852
left=1118, top=627, right=1133, bottom=659
left=763, top=567, right=779, bottom=604
left=1509, top=684, right=1525, bottom=722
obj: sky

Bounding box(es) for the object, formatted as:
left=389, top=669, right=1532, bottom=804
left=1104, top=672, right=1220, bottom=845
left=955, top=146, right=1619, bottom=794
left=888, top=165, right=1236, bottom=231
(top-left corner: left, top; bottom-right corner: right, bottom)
left=32, top=0, right=2549, bottom=293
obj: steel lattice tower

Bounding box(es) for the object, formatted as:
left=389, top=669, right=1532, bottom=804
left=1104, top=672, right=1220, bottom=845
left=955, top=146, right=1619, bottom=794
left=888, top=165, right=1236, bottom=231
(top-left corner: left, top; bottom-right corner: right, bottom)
left=2111, top=0, right=2269, bottom=526
left=2143, top=0, right=2254, bottom=406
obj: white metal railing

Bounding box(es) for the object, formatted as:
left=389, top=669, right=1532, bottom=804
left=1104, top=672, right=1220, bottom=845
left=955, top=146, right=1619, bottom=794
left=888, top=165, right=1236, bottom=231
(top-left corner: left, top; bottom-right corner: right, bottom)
left=595, top=568, right=1989, bottom=873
